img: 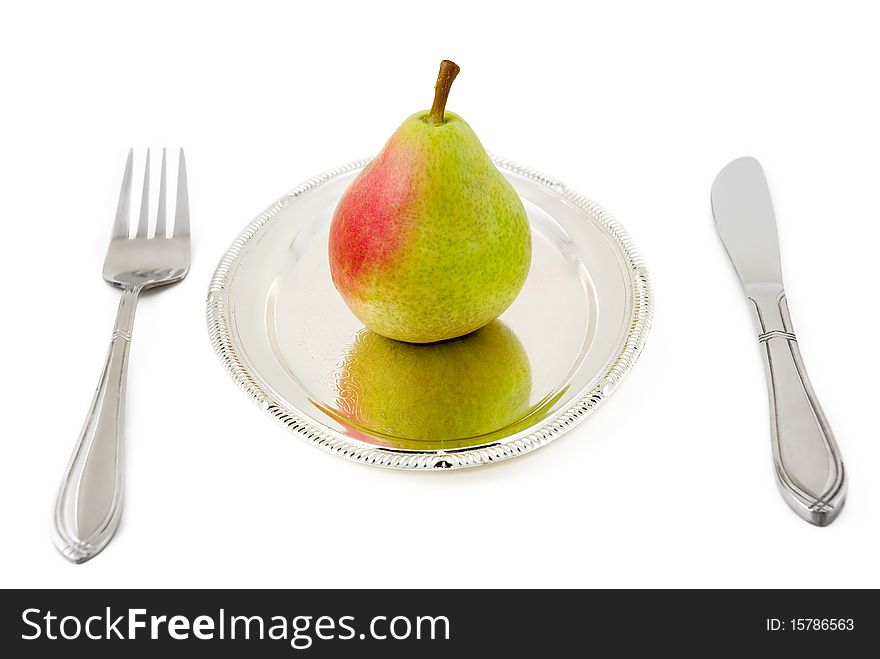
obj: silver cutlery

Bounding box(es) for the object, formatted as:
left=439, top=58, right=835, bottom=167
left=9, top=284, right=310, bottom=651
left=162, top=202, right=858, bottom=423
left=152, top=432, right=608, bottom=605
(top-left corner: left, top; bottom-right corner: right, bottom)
left=54, top=148, right=191, bottom=562
left=711, top=156, right=845, bottom=526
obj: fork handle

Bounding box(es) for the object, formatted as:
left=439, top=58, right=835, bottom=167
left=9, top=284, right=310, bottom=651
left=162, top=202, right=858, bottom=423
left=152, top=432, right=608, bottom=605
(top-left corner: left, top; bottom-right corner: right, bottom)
left=54, top=287, right=139, bottom=562
left=748, top=288, right=846, bottom=526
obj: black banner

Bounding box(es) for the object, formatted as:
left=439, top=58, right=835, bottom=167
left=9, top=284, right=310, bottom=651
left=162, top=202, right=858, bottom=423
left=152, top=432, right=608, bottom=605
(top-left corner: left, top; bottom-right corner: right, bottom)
left=0, top=589, right=873, bottom=655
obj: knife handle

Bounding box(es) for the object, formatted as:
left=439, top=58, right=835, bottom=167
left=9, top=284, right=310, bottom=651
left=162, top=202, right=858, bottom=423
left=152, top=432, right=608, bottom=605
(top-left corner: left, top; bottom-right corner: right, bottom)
left=747, top=288, right=846, bottom=526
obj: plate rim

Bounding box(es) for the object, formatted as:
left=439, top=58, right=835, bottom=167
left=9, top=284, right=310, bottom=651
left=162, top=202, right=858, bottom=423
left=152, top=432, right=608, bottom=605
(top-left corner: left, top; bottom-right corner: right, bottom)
left=207, top=156, right=653, bottom=470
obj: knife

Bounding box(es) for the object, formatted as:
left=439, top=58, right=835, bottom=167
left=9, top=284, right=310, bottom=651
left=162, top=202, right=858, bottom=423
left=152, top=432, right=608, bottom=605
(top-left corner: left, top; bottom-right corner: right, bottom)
left=711, top=157, right=846, bottom=526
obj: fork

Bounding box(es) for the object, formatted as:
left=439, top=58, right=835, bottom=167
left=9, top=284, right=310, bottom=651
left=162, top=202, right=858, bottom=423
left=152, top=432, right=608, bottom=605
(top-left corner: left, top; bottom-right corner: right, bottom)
left=54, top=148, right=191, bottom=563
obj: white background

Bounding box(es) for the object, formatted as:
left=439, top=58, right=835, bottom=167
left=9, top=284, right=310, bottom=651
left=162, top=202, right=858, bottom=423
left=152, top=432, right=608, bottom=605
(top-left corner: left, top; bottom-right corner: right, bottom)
left=2, top=0, right=878, bottom=589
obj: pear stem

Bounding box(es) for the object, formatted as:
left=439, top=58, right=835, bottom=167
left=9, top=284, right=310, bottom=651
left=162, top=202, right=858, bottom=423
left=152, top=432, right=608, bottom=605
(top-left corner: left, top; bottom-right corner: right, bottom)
left=427, top=60, right=461, bottom=126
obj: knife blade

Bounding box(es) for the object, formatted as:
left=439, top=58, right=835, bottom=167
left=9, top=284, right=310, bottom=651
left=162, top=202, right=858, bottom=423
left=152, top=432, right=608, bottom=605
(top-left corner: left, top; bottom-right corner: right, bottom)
left=711, top=157, right=783, bottom=290
left=711, top=157, right=846, bottom=526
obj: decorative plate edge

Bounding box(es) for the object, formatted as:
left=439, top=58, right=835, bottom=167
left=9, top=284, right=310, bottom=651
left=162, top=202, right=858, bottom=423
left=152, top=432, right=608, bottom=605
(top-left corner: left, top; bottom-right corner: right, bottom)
left=206, top=157, right=654, bottom=470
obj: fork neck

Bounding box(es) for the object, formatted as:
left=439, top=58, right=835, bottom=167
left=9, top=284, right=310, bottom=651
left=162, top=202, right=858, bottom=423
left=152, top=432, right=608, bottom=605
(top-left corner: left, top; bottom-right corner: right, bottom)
left=112, top=288, right=141, bottom=343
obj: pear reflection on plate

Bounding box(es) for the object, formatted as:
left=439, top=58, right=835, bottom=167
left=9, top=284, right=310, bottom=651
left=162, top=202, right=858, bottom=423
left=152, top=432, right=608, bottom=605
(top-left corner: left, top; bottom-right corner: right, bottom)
left=329, top=321, right=535, bottom=451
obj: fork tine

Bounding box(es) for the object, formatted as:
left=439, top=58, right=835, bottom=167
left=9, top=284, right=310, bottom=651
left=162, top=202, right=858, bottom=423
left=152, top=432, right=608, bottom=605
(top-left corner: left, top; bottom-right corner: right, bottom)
left=174, top=149, right=189, bottom=237
left=112, top=149, right=134, bottom=239
left=155, top=148, right=167, bottom=238
left=136, top=149, right=151, bottom=238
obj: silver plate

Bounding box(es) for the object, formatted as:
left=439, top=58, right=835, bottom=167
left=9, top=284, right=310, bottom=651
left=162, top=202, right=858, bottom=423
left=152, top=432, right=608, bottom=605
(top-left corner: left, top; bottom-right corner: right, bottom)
left=207, top=158, right=653, bottom=470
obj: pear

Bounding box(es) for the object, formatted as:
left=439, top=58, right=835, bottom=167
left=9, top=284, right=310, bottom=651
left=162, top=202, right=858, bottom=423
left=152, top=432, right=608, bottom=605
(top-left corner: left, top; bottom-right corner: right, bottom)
left=329, top=60, right=532, bottom=343
left=333, top=322, right=532, bottom=448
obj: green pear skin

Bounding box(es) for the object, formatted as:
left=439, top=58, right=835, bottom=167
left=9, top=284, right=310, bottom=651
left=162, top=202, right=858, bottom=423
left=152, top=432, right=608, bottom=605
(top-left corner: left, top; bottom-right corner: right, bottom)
left=328, top=62, right=532, bottom=343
